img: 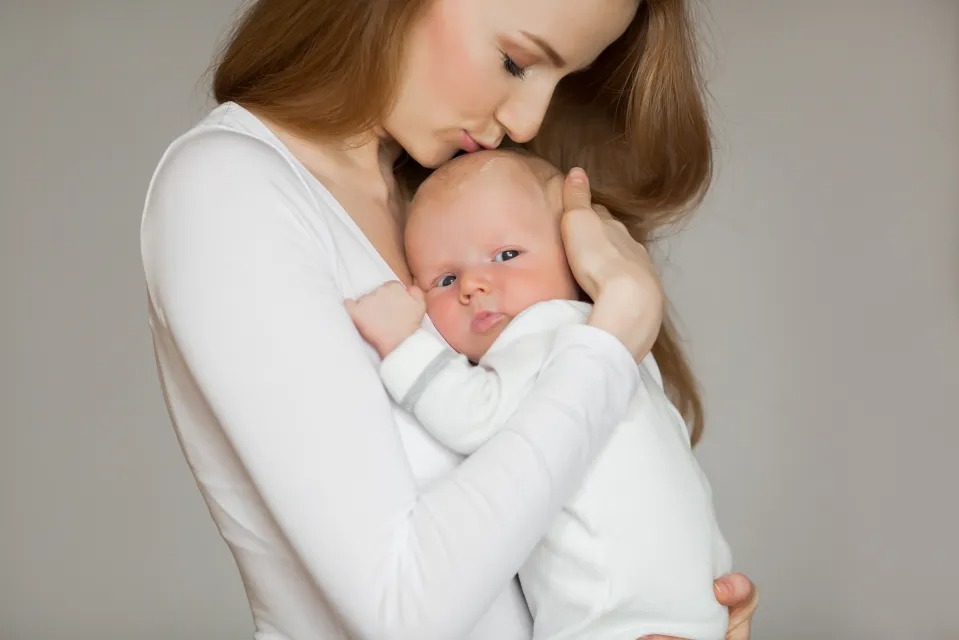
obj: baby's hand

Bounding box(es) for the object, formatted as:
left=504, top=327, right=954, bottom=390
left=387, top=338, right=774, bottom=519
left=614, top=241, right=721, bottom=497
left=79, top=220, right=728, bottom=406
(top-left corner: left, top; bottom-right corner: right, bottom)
left=345, top=282, right=426, bottom=358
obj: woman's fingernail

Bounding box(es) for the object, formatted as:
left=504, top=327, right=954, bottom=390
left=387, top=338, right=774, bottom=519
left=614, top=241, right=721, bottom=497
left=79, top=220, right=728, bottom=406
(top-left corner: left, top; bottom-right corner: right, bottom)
left=570, top=167, right=587, bottom=182
left=714, top=580, right=729, bottom=595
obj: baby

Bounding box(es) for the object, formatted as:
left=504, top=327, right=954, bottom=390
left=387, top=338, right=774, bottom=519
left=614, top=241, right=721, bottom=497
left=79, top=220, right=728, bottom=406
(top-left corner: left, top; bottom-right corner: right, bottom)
left=348, top=150, right=732, bottom=640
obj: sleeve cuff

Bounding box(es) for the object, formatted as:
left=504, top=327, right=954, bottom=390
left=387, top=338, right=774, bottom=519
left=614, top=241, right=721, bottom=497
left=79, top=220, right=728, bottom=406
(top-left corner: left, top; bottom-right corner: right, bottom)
left=379, top=329, right=454, bottom=406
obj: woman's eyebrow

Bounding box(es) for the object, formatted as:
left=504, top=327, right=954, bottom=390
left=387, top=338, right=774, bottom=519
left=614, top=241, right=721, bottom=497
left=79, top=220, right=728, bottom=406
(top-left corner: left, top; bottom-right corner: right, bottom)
left=520, top=30, right=566, bottom=67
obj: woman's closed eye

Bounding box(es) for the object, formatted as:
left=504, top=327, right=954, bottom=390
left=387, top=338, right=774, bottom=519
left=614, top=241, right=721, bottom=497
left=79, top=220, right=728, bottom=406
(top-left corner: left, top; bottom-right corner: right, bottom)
left=501, top=53, right=527, bottom=79
left=493, top=249, right=521, bottom=262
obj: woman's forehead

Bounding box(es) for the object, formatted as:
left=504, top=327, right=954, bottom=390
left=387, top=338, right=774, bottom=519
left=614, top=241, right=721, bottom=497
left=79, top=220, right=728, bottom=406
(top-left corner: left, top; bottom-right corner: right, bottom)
left=465, top=0, right=638, bottom=68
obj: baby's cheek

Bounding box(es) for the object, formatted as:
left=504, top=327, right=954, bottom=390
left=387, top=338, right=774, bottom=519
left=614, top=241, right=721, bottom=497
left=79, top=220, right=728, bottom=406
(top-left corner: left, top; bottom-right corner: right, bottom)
left=547, top=251, right=582, bottom=301
left=426, top=298, right=464, bottom=349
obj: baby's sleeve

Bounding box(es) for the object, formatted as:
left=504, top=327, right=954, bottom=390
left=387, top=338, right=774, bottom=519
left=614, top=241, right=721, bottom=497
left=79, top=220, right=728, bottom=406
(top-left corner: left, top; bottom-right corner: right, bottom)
left=380, top=330, right=544, bottom=454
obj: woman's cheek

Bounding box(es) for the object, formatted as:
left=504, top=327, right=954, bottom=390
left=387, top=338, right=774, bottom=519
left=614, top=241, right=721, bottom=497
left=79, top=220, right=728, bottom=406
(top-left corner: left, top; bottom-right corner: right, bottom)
left=421, top=2, right=499, bottom=119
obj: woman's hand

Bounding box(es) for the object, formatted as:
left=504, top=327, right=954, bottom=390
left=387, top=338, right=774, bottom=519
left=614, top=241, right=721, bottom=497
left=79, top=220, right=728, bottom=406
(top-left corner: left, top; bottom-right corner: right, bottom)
left=639, top=573, right=760, bottom=640
left=560, top=168, right=664, bottom=362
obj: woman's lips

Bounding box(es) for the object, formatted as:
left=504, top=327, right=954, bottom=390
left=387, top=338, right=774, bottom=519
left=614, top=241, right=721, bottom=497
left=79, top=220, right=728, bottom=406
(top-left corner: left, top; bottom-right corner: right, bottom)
left=471, top=311, right=506, bottom=333
left=461, top=131, right=482, bottom=153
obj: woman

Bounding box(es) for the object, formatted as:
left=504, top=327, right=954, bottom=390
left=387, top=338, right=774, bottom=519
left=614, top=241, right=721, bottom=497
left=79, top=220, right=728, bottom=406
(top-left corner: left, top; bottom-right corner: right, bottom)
left=140, top=0, right=758, bottom=638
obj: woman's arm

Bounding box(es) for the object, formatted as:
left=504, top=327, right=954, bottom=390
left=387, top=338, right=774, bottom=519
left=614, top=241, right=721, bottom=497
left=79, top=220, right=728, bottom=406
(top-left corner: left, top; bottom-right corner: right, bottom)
left=141, top=131, right=644, bottom=640
left=558, top=171, right=760, bottom=640
left=715, top=574, right=759, bottom=639
left=379, top=327, right=515, bottom=454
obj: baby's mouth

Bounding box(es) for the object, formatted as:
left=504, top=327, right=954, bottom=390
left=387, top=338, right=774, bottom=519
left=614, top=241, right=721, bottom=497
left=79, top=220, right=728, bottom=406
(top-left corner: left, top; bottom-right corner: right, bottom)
left=471, top=311, right=506, bottom=334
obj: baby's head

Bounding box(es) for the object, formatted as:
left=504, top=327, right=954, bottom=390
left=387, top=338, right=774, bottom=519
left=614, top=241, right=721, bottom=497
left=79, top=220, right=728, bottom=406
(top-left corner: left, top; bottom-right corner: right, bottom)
left=406, top=149, right=580, bottom=362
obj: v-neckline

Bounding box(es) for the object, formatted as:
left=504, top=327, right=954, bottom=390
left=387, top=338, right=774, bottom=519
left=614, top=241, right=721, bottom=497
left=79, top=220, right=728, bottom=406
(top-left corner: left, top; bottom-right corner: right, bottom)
left=225, top=102, right=406, bottom=285
left=303, top=171, right=410, bottom=285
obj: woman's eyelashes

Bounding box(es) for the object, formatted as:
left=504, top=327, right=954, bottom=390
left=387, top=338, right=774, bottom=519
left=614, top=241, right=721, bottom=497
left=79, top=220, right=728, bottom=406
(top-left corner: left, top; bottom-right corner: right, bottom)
left=501, top=53, right=527, bottom=79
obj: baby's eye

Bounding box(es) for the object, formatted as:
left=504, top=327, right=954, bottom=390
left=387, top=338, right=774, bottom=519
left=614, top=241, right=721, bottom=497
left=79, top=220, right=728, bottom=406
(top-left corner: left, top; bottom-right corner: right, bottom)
left=493, top=249, right=521, bottom=262
left=435, top=274, right=457, bottom=288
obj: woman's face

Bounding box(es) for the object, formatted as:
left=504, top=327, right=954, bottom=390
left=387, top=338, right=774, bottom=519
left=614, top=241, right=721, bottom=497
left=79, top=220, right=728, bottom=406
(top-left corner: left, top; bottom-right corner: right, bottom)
left=384, top=0, right=639, bottom=168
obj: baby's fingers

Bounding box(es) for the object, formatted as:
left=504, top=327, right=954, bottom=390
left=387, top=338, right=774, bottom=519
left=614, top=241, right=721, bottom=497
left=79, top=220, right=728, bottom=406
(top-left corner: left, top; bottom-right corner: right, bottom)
left=407, top=285, right=426, bottom=304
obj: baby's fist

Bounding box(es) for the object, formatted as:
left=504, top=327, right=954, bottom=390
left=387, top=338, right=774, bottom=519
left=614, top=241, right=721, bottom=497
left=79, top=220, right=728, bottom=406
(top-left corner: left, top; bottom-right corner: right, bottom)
left=345, top=281, right=426, bottom=358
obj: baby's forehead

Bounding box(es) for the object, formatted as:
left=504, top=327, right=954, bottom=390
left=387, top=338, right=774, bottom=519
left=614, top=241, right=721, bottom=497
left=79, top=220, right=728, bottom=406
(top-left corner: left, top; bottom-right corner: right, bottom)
left=414, top=151, right=562, bottom=213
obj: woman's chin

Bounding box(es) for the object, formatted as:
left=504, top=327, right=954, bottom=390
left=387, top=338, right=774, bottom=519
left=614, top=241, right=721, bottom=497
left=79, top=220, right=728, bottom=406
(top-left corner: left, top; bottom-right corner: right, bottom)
left=405, top=142, right=462, bottom=169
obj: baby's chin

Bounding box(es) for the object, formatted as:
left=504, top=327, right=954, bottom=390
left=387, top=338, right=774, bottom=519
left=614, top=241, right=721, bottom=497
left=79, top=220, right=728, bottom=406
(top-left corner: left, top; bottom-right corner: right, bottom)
left=461, top=326, right=512, bottom=363
left=450, top=338, right=487, bottom=364
left=463, top=348, right=489, bottom=364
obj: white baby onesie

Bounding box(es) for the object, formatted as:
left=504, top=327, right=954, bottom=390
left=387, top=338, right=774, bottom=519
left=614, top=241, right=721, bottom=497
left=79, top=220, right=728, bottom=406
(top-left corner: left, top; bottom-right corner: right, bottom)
left=380, top=300, right=733, bottom=640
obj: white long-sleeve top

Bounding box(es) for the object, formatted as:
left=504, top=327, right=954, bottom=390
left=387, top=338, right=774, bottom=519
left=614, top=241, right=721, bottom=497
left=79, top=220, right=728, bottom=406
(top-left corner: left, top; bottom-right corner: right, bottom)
left=139, top=102, right=642, bottom=640
left=381, top=300, right=733, bottom=640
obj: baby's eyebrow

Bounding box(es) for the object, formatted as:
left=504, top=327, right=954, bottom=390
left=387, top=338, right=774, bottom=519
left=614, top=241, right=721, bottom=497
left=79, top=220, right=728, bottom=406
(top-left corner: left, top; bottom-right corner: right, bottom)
left=415, top=262, right=446, bottom=284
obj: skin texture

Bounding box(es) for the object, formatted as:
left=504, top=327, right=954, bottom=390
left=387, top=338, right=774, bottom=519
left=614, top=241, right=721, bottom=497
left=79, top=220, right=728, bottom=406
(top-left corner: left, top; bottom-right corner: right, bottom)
left=383, top=0, right=640, bottom=168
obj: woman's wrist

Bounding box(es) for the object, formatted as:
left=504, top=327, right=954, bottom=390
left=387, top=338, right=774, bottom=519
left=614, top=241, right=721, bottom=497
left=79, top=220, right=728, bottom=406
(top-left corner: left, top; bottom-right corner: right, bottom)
left=586, top=276, right=661, bottom=362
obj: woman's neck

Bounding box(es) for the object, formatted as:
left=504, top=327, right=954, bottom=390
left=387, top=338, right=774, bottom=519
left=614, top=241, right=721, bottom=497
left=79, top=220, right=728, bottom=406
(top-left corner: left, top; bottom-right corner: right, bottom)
left=251, top=111, right=412, bottom=283
left=255, top=112, right=403, bottom=207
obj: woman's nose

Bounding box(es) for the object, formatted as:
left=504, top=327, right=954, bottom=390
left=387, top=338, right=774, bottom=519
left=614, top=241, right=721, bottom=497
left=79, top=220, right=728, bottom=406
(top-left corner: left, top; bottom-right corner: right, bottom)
left=496, top=82, right=556, bottom=144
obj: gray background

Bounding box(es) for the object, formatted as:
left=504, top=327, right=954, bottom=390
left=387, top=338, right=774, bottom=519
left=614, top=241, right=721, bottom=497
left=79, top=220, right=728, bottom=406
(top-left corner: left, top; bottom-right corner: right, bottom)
left=2, top=1, right=957, bottom=639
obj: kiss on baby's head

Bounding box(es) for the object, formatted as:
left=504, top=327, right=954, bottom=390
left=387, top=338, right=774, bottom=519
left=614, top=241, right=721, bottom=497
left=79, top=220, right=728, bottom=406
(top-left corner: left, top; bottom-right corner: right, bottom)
left=405, top=150, right=581, bottom=362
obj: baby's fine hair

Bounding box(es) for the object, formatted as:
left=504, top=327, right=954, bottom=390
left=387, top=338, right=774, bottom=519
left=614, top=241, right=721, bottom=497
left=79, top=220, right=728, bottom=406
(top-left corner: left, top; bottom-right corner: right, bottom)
left=412, top=148, right=562, bottom=204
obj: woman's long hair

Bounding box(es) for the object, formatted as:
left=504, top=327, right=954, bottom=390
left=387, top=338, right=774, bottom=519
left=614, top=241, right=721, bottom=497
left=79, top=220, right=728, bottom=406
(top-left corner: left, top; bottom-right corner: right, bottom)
left=213, top=0, right=712, bottom=444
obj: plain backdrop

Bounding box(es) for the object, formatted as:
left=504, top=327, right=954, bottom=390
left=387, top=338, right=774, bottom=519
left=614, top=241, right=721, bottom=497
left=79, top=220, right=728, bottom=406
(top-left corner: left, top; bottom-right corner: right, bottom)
left=2, top=2, right=957, bottom=639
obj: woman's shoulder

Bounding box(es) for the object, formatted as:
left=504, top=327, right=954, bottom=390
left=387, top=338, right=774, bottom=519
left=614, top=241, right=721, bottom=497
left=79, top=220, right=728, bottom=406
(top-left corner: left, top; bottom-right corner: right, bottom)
left=141, top=103, right=344, bottom=274
left=141, top=103, right=344, bottom=240
left=150, top=102, right=307, bottom=190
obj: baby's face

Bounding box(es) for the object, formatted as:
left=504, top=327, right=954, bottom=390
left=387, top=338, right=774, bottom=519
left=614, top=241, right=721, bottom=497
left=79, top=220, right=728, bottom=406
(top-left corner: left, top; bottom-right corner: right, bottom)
left=406, top=153, right=580, bottom=362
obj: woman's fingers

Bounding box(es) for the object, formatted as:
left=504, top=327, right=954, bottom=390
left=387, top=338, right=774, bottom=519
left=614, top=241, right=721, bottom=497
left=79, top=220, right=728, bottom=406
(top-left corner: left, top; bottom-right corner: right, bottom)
left=637, top=575, right=758, bottom=640
left=562, top=169, right=612, bottom=224
left=560, top=168, right=603, bottom=298
left=714, top=573, right=759, bottom=639
left=560, top=205, right=606, bottom=297
left=714, top=573, right=757, bottom=608
left=592, top=202, right=614, bottom=221
left=563, top=167, right=592, bottom=212
left=726, top=619, right=751, bottom=640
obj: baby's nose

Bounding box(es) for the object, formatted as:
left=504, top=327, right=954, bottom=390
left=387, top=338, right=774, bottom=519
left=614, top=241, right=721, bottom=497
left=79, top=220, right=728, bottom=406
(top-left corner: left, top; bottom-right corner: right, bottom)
left=458, top=271, right=492, bottom=301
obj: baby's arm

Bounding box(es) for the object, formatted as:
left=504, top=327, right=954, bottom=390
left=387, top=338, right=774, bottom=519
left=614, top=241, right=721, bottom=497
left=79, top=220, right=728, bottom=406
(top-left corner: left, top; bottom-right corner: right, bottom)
left=348, top=283, right=541, bottom=454
left=380, top=329, right=541, bottom=454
